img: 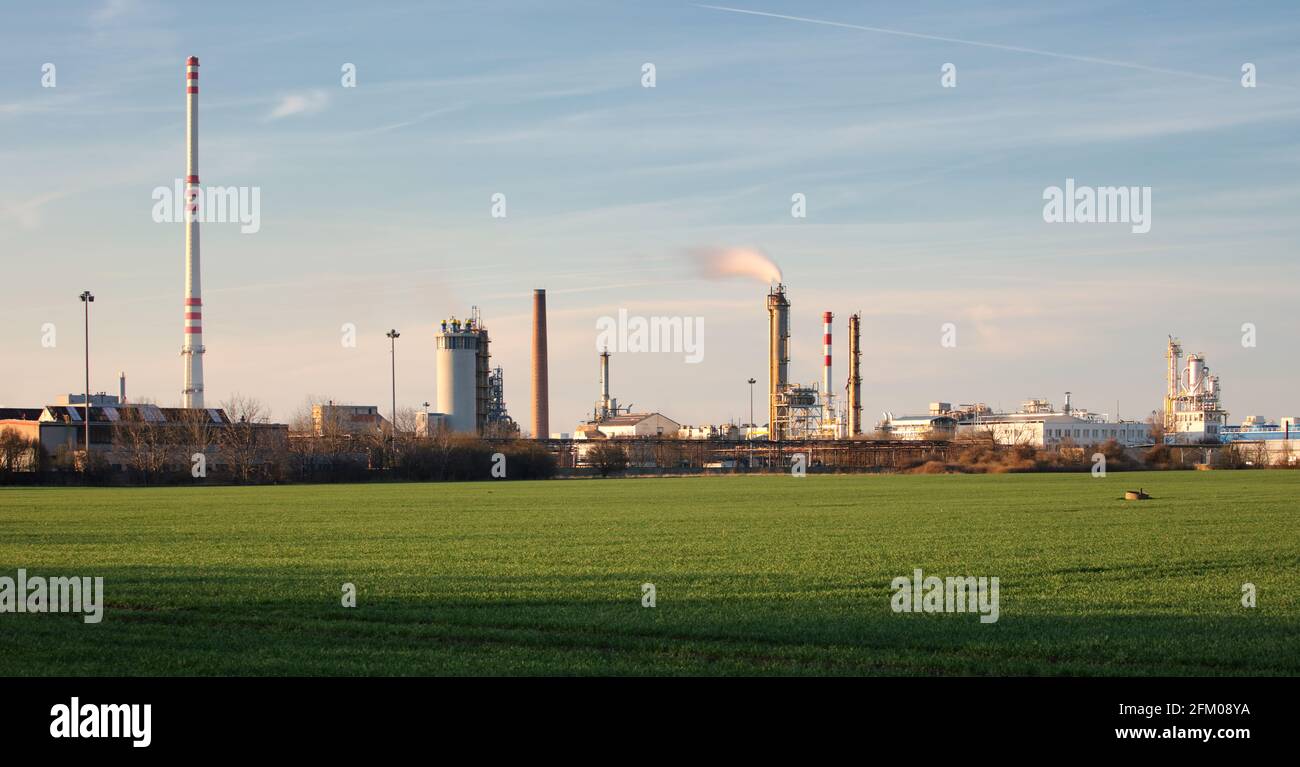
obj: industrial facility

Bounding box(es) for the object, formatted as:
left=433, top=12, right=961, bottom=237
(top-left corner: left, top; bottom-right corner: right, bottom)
left=765, top=284, right=849, bottom=441
left=1162, top=336, right=1229, bottom=443
left=5, top=57, right=1298, bottom=479
left=571, top=348, right=681, bottom=445
left=419, top=308, right=517, bottom=437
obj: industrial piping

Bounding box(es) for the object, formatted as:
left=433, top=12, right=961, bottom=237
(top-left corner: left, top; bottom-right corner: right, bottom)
left=531, top=289, right=549, bottom=439
left=847, top=313, right=862, bottom=436
left=181, top=55, right=205, bottom=408
left=598, top=348, right=611, bottom=419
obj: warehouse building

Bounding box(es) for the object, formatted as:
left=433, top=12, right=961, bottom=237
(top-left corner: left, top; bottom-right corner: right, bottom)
left=880, top=398, right=1151, bottom=447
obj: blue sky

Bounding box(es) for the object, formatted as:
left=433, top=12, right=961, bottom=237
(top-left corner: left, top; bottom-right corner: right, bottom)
left=2, top=0, right=1298, bottom=428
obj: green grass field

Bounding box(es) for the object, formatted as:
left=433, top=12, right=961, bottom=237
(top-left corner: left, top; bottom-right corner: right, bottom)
left=0, top=472, right=1296, bottom=676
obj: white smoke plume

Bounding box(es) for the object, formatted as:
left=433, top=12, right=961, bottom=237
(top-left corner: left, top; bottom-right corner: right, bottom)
left=690, top=247, right=782, bottom=284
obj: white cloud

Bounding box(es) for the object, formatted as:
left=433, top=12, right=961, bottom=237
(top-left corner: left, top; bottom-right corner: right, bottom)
left=91, top=0, right=139, bottom=25
left=0, top=191, right=69, bottom=230
left=267, top=90, right=330, bottom=120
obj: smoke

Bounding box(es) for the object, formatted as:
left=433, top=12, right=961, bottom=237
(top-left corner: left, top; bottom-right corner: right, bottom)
left=690, top=247, right=782, bottom=284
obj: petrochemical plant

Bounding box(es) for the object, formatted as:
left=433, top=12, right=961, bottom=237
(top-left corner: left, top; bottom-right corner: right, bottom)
left=2, top=55, right=1297, bottom=473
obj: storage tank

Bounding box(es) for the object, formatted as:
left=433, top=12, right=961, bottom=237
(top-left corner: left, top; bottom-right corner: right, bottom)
left=1187, top=354, right=1205, bottom=394
left=436, top=318, right=480, bottom=433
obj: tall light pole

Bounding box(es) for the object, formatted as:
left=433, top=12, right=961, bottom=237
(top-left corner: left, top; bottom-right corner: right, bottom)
left=386, top=329, right=400, bottom=457
left=80, top=291, right=94, bottom=469
left=747, top=377, right=756, bottom=469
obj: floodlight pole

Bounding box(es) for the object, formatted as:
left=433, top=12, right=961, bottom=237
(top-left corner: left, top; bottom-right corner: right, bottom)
left=80, top=290, right=95, bottom=469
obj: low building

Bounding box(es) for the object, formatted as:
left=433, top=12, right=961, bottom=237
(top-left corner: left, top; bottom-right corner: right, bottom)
left=1220, top=416, right=1300, bottom=465
left=877, top=414, right=958, bottom=440
left=881, top=397, right=1152, bottom=447
left=960, top=414, right=1151, bottom=447
left=415, top=412, right=449, bottom=437
left=0, top=402, right=287, bottom=472
left=678, top=424, right=740, bottom=440
left=311, top=403, right=388, bottom=437
left=573, top=413, right=681, bottom=439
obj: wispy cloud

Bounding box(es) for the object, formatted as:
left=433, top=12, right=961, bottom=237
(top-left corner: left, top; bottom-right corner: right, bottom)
left=267, top=90, right=330, bottom=120
left=697, top=4, right=1244, bottom=85
left=0, top=190, right=70, bottom=230
left=90, top=0, right=140, bottom=25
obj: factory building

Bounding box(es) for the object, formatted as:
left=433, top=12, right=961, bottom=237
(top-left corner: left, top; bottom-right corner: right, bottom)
left=575, top=413, right=682, bottom=439
left=1220, top=416, right=1300, bottom=465
left=0, top=401, right=285, bottom=471
left=572, top=348, right=681, bottom=440
left=311, top=403, right=388, bottom=436
left=880, top=398, right=1152, bottom=447
left=959, top=414, right=1151, bottom=447
left=678, top=424, right=741, bottom=440
left=876, top=414, right=958, bottom=440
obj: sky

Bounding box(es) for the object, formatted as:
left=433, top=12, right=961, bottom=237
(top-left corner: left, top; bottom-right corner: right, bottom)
left=2, top=0, right=1298, bottom=430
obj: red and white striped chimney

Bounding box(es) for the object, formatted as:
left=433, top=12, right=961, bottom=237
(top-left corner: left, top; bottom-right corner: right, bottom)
left=822, top=311, right=833, bottom=414
left=181, top=55, right=205, bottom=409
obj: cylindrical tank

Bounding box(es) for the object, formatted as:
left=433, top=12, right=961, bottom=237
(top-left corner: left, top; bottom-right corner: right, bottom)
left=436, top=320, right=480, bottom=433
left=1187, top=354, right=1204, bottom=393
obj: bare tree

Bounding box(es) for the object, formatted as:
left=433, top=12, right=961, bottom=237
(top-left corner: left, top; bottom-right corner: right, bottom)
left=219, top=394, right=270, bottom=483
left=174, top=408, right=217, bottom=478
left=0, top=428, right=40, bottom=477
left=588, top=442, right=630, bottom=477
left=116, top=412, right=170, bottom=483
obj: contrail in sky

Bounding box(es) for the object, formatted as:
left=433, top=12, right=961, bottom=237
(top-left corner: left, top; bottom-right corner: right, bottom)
left=696, top=4, right=1241, bottom=85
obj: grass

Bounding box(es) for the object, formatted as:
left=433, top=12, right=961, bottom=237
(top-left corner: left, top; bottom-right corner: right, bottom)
left=0, top=471, right=1296, bottom=676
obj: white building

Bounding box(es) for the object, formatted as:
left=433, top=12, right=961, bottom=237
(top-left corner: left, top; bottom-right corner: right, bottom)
left=678, top=424, right=740, bottom=440
left=877, top=414, right=958, bottom=440
left=311, top=403, right=388, bottom=436
left=1220, top=416, right=1300, bottom=465
left=959, top=414, right=1152, bottom=447
left=573, top=413, right=681, bottom=439
left=882, top=397, right=1152, bottom=447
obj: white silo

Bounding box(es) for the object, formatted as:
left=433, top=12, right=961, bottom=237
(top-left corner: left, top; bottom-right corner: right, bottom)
left=436, top=317, right=480, bottom=433
left=1187, top=354, right=1205, bottom=394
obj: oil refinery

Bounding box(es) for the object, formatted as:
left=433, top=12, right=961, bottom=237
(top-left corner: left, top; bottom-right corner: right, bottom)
left=2, top=56, right=1295, bottom=474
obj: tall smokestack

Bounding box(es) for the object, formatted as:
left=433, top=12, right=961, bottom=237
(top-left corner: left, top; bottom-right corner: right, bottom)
left=767, top=284, right=789, bottom=442
left=181, top=55, right=205, bottom=409
left=531, top=289, right=549, bottom=439
left=119, top=371, right=127, bottom=404
left=847, top=313, right=862, bottom=436
left=822, top=311, right=833, bottom=423
left=598, top=348, right=611, bottom=419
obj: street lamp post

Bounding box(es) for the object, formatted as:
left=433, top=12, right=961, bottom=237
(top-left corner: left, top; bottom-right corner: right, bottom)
left=79, top=291, right=95, bottom=470
left=386, top=329, right=400, bottom=459
left=747, top=377, right=756, bottom=470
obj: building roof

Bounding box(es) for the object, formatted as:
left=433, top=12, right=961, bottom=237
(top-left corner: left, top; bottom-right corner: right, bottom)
left=888, top=415, right=957, bottom=425
left=39, top=404, right=231, bottom=425
left=598, top=413, right=674, bottom=427
left=0, top=408, right=43, bottom=421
